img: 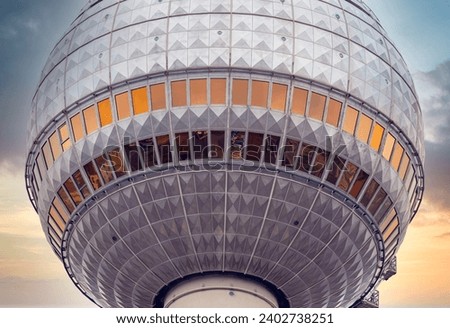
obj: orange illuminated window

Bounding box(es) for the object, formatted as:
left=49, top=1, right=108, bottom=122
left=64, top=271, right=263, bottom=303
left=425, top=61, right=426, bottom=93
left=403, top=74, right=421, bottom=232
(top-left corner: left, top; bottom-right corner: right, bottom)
left=349, top=170, right=369, bottom=198
left=291, top=87, right=308, bottom=116
left=98, top=98, right=113, bottom=127
left=115, top=92, right=131, bottom=120
left=41, top=141, right=53, bottom=169
left=211, top=78, right=226, bottom=104
left=390, top=142, right=404, bottom=170
left=342, top=106, right=358, bottom=134
left=64, top=178, right=82, bottom=206
left=57, top=187, right=75, bottom=213
left=171, top=80, right=187, bottom=107
left=251, top=80, right=269, bottom=108
left=382, top=133, right=395, bottom=161
left=58, top=123, right=71, bottom=151
left=84, top=161, right=102, bottom=190
left=309, top=92, right=326, bottom=121
left=131, top=87, right=149, bottom=115
left=326, top=99, right=342, bottom=127
left=49, top=131, right=62, bottom=160
left=271, top=83, right=288, bottom=112
left=150, top=83, right=166, bottom=110
left=356, top=113, right=373, bottom=143
left=156, top=135, right=172, bottom=164
left=370, top=123, right=384, bottom=151
left=382, top=218, right=399, bottom=242
left=398, top=154, right=410, bottom=180
left=83, top=106, right=98, bottom=135
left=52, top=197, right=69, bottom=222
left=232, top=79, right=248, bottom=105
left=49, top=206, right=66, bottom=232
left=70, top=113, right=84, bottom=142
left=190, top=79, right=207, bottom=105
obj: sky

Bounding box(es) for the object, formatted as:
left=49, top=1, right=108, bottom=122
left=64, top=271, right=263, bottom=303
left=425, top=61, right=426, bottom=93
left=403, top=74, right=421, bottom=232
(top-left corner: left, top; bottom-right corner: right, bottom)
left=0, top=0, right=449, bottom=308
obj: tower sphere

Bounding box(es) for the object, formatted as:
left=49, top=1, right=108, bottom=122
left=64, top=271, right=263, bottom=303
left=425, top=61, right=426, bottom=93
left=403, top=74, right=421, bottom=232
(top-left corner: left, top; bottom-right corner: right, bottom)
left=26, top=0, right=424, bottom=308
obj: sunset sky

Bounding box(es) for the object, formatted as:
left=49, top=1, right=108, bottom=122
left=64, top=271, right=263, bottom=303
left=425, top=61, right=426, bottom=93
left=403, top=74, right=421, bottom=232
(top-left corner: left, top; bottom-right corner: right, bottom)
left=0, top=0, right=449, bottom=307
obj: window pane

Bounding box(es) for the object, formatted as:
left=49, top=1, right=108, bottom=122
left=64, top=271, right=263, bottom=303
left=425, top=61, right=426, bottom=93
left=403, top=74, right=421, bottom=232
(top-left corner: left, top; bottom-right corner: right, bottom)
left=59, top=123, right=70, bottom=143
left=193, top=131, right=208, bottom=159
left=132, top=87, right=149, bottom=115
left=210, top=131, right=225, bottom=159
left=390, top=142, right=404, bottom=170
left=49, top=131, right=62, bottom=160
left=230, top=131, right=245, bottom=159
left=211, top=78, right=226, bottom=104
left=382, top=133, right=395, bottom=161
left=115, top=92, right=131, bottom=120
left=291, top=87, right=308, bottom=116
left=382, top=219, right=399, bottom=242
left=70, top=113, right=84, bottom=142
left=176, top=133, right=191, bottom=161
left=52, top=197, right=69, bottom=222
left=72, top=170, right=90, bottom=198
left=326, top=99, right=342, bottom=127
left=98, top=98, right=113, bottom=127
left=326, top=155, right=345, bottom=185
left=338, top=161, right=358, bottom=192
left=370, top=123, right=384, bottom=151
left=264, top=135, right=280, bottom=165
left=83, top=105, right=98, bottom=135
left=64, top=178, right=82, bottom=206
left=95, top=154, right=115, bottom=184
left=124, top=142, right=142, bottom=171
left=48, top=228, right=62, bottom=247
left=49, top=206, right=65, bottom=232
left=398, top=154, right=410, bottom=180
left=151, top=83, right=166, bottom=110
left=297, top=143, right=316, bottom=173
left=271, top=83, right=288, bottom=112
left=309, top=92, right=326, bottom=121
left=42, top=141, right=53, bottom=169
left=232, top=79, right=248, bottom=105
left=108, top=148, right=127, bottom=177
left=157, top=135, right=172, bottom=164
left=368, top=188, right=387, bottom=215
left=342, top=106, right=358, bottom=134
left=190, top=79, right=207, bottom=105
left=356, top=113, right=373, bottom=143
left=282, top=139, right=300, bottom=168
left=84, top=161, right=102, bottom=190
left=349, top=170, right=369, bottom=198
left=171, top=80, right=187, bottom=107
left=246, top=132, right=264, bottom=162
left=140, top=138, right=156, bottom=167
left=361, top=179, right=379, bottom=207
left=374, top=197, right=393, bottom=223
left=379, top=208, right=396, bottom=232
left=310, top=148, right=330, bottom=178
left=251, top=80, right=269, bottom=108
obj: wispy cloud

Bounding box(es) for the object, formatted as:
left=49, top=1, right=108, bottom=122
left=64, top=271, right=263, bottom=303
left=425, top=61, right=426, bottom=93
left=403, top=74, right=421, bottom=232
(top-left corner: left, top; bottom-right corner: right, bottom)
left=435, top=232, right=450, bottom=239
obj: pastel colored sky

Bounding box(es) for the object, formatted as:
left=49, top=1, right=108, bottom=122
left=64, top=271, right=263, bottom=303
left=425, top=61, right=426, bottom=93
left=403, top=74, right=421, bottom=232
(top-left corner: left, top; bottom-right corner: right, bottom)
left=0, top=0, right=449, bottom=307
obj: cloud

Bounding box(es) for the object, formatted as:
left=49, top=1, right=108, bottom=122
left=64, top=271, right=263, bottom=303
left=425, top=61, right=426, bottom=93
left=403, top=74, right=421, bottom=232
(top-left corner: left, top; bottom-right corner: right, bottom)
left=435, top=232, right=450, bottom=239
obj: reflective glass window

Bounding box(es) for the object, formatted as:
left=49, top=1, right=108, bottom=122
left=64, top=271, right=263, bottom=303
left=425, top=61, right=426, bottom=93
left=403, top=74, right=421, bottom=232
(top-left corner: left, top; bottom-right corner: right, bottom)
left=72, top=170, right=90, bottom=198
left=156, top=135, right=172, bottom=164
left=171, top=80, right=187, bottom=107
left=380, top=209, right=396, bottom=232
left=190, top=79, right=207, bottom=105
left=251, top=80, right=269, bottom=108
left=115, top=92, right=131, bottom=120
left=349, top=170, right=369, bottom=198
left=211, top=78, right=226, bottom=104
left=59, top=123, right=72, bottom=151
left=49, top=131, right=62, bottom=160
left=297, top=143, right=316, bottom=173
left=84, top=161, right=102, bottom=190
left=382, top=133, right=395, bottom=161
left=370, top=123, right=384, bottom=151
left=338, top=161, right=358, bottom=192
left=132, top=87, right=149, bottom=115
left=230, top=131, right=245, bottom=159
left=36, top=153, right=46, bottom=181
left=232, top=79, right=248, bottom=105
left=291, top=87, right=308, bottom=116
left=193, top=131, right=209, bottom=159
left=398, top=154, right=410, bottom=180
left=58, top=185, right=75, bottom=214
left=124, top=143, right=142, bottom=171
left=176, top=133, right=191, bottom=161
left=83, top=106, right=98, bottom=135
left=326, top=155, right=345, bottom=185
left=64, top=178, right=82, bottom=206
left=390, top=142, right=404, bottom=171
left=326, top=99, right=342, bottom=127
left=309, top=93, right=326, bottom=121
left=49, top=206, right=65, bottom=232
left=42, top=141, right=53, bottom=169
left=210, top=131, right=225, bottom=159
left=140, top=138, right=156, bottom=167
left=356, top=113, right=373, bottom=143
left=52, top=196, right=69, bottom=222
left=95, top=154, right=115, bottom=184
left=374, top=197, right=393, bottom=223
left=33, top=159, right=42, bottom=183
left=368, top=188, right=387, bottom=215
left=108, top=148, right=127, bottom=177
left=98, top=98, right=113, bottom=127
left=70, top=113, right=84, bottom=142
left=310, top=148, right=330, bottom=178
left=151, top=83, right=166, bottom=110
left=282, top=139, right=300, bottom=167
left=342, top=106, right=358, bottom=135
left=271, top=83, right=288, bottom=112
left=246, top=133, right=264, bottom=162
left=264, top=135, right=280, bottom=165
left=405, top=167, right=416, bottom=193
left=48, top=228, right=62, bottom=247
left=382, top=219, right=399, bottom=242
left=361, top=179, right=379, bottom=207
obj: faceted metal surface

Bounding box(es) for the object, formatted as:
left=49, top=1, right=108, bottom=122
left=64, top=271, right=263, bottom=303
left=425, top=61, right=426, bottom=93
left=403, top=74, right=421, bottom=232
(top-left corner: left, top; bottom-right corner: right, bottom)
left=25, top=0, right=425, bottom=308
